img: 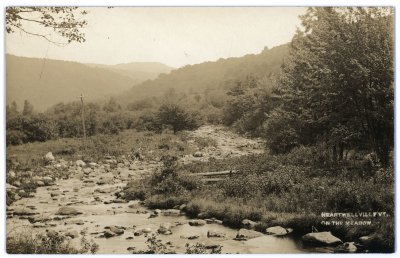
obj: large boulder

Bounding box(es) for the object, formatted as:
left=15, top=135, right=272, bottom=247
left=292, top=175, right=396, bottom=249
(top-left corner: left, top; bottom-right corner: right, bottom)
left=44, top=152, right=55, bottom=163
left=265, top=226, right=292, bottom=236
left=56, top=207, right=82, bottom=216
left=302, top=232, right=343, bottom=246
left=235, top=228, right=263, bottom=240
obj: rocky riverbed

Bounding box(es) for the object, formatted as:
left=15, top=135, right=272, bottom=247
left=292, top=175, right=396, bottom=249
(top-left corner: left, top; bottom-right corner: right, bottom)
left=6, top=126, right=358, bottom=254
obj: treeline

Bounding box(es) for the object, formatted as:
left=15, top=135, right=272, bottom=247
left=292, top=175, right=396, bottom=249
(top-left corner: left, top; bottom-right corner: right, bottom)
left=224, top=7, right=394, bottom=167
left=6, top=97, right=201, bottom=146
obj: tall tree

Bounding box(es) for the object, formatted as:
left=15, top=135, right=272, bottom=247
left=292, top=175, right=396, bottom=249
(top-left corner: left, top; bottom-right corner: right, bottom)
left=271, top=7, right=394, bottom=166
left=22, top=100, right=34, bottom=116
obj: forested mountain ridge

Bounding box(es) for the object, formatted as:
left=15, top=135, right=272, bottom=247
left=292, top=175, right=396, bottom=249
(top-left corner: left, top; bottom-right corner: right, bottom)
left=117, top=44, right=289, bottom=106
left=6, top=55, right=172, bottom=111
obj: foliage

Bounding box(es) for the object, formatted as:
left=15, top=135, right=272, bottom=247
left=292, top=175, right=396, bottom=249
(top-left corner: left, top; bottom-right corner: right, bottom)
left=129, top=234, right=175, bottom=254
left=156, top=103, right=201, bottom=133
left=6, top=229, right=98, bottom=254
left=6, top=7, right=88, bottom=44
left=269, top=7, right=394, bottom=166
left=185, top=243, right=222, bottom=254
left=124, top=155, right=202, bottom=205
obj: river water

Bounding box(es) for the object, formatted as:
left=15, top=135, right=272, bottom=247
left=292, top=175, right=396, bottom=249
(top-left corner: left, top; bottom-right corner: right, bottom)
left=7, top=163, right=308, bottom=254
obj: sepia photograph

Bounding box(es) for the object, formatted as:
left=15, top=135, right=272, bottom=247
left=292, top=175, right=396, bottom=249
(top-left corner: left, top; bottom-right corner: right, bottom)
left=3, top=2, right=396, bottom=255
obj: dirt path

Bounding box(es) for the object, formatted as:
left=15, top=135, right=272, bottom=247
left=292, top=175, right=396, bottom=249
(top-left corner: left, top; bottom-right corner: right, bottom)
left=6, top=126, right=304, bottom=254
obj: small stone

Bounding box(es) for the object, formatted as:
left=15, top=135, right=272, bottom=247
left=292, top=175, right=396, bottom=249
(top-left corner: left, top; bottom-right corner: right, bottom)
left=9, top=171, right=16, bottom=178
left=76, top=160, right=86, bottom=167
left=340, top=242, right=357, bottom=253
left=50, top=190, right=62, bottom=197
left=163, top=209, right=182, bottom=216
left=83, top=168, right=92, bottom=174
left=6, top=183, right=18, bottom=191
left=193, top=151, right=203, bottom=157
left=107, top=226, right=125, bottom=235
left=142, top=228, right=152, bottom=233
left=207, top=230, right=225, bottom=238
left=65, top=230, right=79, bottom=239
left=12, top=207, right=38, bottom=216
left=188, top=219, right=206, bottom=226
left=18, top=189, right=25, bottom=195
left=44, top=152, right=55, bottom=162
left=158, top=223, right=172, bottom=235
left=242, top=219, right=258, bottom=229
left=88, top=162, right=97, bottom=168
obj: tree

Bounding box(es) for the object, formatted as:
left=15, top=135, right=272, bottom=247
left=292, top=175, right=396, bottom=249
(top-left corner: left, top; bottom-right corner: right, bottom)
left=157, top=103, right=200, bottom=133
left=103, top=97, right=120, bottom=112
left=272, top=7, right=394, bottom=166
left=6, top=7, right=88, bottom=44
left=22, top=100, right=34, bottom=116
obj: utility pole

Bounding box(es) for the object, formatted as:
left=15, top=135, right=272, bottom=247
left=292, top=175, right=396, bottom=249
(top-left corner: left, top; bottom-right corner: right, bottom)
left=79, top=94, right=87, bottom=150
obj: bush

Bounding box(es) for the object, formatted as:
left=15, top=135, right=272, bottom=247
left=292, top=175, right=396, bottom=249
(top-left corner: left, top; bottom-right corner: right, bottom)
left=157, top=103, right=201, bottom=133
left=7, top=229, right=98, bottom=254
left=185, top=243, right=222, bottom=254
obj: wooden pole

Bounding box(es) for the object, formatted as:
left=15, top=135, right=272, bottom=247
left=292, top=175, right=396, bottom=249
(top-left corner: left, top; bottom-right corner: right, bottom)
left=79, top=94, right=87, bottom=150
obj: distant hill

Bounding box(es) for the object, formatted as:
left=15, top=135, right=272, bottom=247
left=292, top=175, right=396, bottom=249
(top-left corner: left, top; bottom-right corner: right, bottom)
left=6, top=55, right=173, bottom=111
left=116, top=44, right=289, bottom=106
left=86, top=62, right=173, bottom=85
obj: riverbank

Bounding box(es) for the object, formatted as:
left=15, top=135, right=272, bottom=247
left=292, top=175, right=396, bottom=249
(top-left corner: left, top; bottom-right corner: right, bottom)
left=6, top=125, right=394, bottom=253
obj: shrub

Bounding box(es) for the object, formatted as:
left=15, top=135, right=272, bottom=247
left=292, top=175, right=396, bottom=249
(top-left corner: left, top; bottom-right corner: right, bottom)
left=185, top=243, right=222, bottom=254
left=129, top=234, right=175, bottom=254
left=6, top=229, right=98, bottom=254
left=157, top=103, right=201, bottom=133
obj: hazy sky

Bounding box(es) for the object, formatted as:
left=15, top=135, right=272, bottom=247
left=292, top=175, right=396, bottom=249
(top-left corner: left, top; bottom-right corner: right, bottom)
left=6, top=7, right=306, bottom=68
